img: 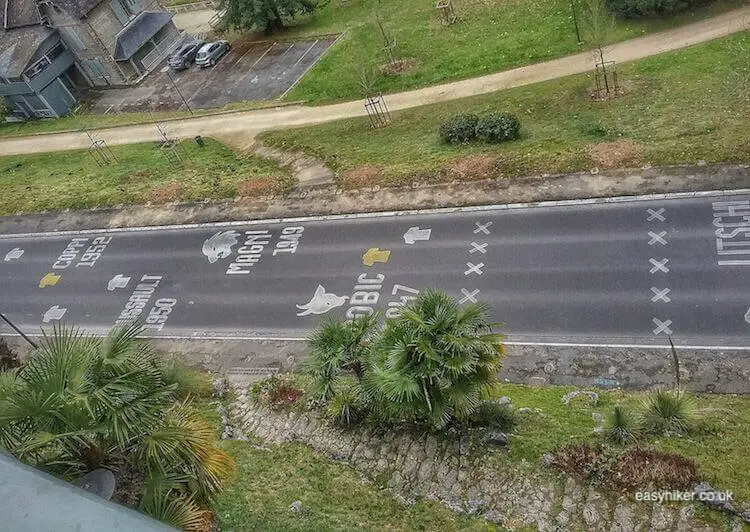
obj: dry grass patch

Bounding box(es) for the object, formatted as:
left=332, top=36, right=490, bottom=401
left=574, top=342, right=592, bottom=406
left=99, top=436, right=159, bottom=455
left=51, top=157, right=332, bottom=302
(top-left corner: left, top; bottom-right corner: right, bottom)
left=449, top=154, right=501, bottom=180
left=340, top=165, right=384, bottom=189
left=235, top=177, right=281, bottom=197
left=147, top=182, right=182, bottom=204
left=589, top=139, right=645, bottom=169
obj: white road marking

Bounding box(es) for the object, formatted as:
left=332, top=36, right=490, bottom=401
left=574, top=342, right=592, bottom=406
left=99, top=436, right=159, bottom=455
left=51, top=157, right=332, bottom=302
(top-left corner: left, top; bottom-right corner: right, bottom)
left=43, top=305, right=67, bottom=323
left=3, top=247, right=24, bottom=261
left=648, top=231, right=668, bottom=246
left=718, top=259, right=750, bottom=266
left=469, top=242, right=488, bottom=254
left=3, top=189, right=749, bottom=240
left=650, top=287, right=672, bottom=303
left=202, top=230, right=241, bottom=263
left=403, top=226, right=431, bottom=244
left=464, top=262, right=484, bottom=276
left=473, top=221, right=493, bottom=235
left=649, top=258, right=670, bottom=274
left=459, top=288, right=480, bottom=304
left=745, top=306, right=750, bottom=324
left=652, top=318, right=673, bottom=336
left=646, top=208, right=666, bottom=222
left=294, top=40, right=318, bottom=66
left=296, top=285, right=348, bottom=316
left=107, top=274, right=131, bottom=291
left=279, top=42, right=295, bottom=58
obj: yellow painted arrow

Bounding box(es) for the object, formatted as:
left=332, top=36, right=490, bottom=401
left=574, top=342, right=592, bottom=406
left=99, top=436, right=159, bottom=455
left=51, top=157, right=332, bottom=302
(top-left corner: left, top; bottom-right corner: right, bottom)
left=362, top=248, right=391, bottom=267
left=39, top=272, right=61, bottom=288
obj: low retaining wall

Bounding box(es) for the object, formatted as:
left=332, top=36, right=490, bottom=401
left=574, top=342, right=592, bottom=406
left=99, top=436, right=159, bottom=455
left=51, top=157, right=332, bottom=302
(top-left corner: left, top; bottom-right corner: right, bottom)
left=6, top=337, right=746, bottom=394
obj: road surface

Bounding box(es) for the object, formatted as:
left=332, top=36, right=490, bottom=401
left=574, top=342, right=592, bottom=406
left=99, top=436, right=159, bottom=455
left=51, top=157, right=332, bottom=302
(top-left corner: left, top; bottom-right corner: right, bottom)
left=1, top=193, right=749, bottom=348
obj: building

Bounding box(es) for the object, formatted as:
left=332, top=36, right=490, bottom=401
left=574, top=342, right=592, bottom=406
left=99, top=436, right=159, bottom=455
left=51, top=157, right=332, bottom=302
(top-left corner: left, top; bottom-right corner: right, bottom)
left=1, top=0, right=181, bottom=118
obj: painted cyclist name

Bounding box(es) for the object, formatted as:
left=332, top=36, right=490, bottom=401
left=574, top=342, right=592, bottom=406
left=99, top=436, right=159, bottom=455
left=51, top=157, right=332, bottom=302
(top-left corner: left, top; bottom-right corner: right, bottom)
left=52, top=236, right=113, bottom=269
left=114, top=275, right=162, bottom=326
left=226, top=230, right=273, bottom=275
left=273, top=226, right=304, bottom=255
left=713, top=200, right=750, bottom=266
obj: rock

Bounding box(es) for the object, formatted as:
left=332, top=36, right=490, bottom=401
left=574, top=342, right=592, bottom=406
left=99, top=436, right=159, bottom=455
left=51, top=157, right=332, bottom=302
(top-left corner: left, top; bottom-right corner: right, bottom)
left=498, top=396, right=512, bottom=406
left=289, top=500, right=307, bottom=514
left=466, top=499, right=487, bottom=516
left=485, top=431, right=508, bottom=446
left=591, top=412, right=605, bottom=433
left=540, top=453, right=555, bottom=467
left=443, top=498, right=464, bottom=513
left=561, top=390, right=599, bottom=406
left=741, top=511, right=750, bottom=523
left=693, top=482, right=735, bottom=513
left=212, top=378, right=228, bottom=398
left=528, top=376, right=548, bottom=387
left=483, top=509, right=505, bottom=524
left=517, top=407, right=532, bottom=414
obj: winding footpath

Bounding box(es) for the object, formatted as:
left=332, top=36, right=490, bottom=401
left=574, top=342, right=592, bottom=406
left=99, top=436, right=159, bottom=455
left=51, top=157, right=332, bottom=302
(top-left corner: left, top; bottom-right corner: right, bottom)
left=1, top=6, right=749, bottom=157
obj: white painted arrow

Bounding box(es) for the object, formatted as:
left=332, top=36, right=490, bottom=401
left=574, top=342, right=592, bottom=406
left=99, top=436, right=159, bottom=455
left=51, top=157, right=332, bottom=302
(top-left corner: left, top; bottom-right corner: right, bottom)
left=43, top=305, right=67, bottom=323
left=107, top=274, right=131, bottom=291
left=3, top=247, right=24, bottom=261
left=745, top=306, right=750, bottom=324
left=403, top=226, right=431, bottom=245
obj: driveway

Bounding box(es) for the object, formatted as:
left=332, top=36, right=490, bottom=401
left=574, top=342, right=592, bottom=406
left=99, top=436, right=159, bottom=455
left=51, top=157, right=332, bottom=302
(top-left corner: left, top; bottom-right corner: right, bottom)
left=85, top=36, right=337, bottom=113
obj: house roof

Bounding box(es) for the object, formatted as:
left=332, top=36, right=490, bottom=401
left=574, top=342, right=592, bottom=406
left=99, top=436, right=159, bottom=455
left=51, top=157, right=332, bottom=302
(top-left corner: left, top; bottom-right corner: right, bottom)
left=113, top=10, right=171, bottom=61
left=4, top=0, right=42, bottom=29
left=49, top=0, right=106, bottom=19
left=0, top=25, right=53, bottom=77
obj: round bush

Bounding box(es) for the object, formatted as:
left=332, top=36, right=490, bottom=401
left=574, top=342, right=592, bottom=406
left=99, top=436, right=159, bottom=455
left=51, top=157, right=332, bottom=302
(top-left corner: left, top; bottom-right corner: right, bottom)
left=474, top=113, right=520, bottom=144
left=604, top=0, right=703, bottom=18
left=439, top=113, right=479, bottom=144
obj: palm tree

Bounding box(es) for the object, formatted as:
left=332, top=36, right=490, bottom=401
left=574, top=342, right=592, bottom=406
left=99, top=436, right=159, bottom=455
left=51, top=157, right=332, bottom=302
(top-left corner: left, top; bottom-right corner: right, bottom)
left=305, top=313, right=379, bottom=402
left=363, top=290, right=505, bottom=429
left=0, top=323, right=234, bottom=531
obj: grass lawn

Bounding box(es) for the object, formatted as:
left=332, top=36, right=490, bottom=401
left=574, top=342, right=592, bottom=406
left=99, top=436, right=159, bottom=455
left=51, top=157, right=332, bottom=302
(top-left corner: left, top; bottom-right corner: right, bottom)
left=280, top=0, right=746, bottom=103
left=262, top=31, right=750, bottom=187
left=0, top=137, right=293, bottom=215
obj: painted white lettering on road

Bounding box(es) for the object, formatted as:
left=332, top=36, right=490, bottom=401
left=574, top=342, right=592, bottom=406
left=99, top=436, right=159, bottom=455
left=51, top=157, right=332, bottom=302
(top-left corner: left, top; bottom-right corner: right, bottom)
left=226, top=230, right=272, bottom=275
left=345, top=274, right=385, bottom=320
left=107, top=274, right=131, bottom=291
left=143, top=298, right=178, bottom=332
left=76, top=236, right=113, bottom=268
left=713, top=200, right=750, bottom=266
left=385, top=284, right=419, bottom=318
left=272, top=226, right=304, bottom=255
left=43, top=305, right=67, bottom=323
left=297, top=285, right=348, bottom=317
left=52, top=238, right=88, bottom=269
left=745, top=306, right=750, bottom=324
left=3, top=247, right=24, bottom=261
left=114, top=275, right=162, bottom=326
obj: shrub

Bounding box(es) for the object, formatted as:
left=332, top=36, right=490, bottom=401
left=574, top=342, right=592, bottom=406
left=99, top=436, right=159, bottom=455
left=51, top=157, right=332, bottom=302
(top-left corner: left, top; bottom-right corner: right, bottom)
left=253, top=375, right=304, bottom=409
left=611, top=449, right=698, bottom=491
left=439, top=113, right=479, bottom=144
left=472, top=400, right=518, bottom=431
left=474, top=113, right=521, bottom=144
left=162, top=360, right=215, bottom=399
left=605, top=405, right=639, bottom=444
left=603, top=0, right=702, bottom=18
left=0, top=338, right=20, bottom=371
left=325, top=382, right=366, bottom=426
left=641, top=390, right=696, bottom=436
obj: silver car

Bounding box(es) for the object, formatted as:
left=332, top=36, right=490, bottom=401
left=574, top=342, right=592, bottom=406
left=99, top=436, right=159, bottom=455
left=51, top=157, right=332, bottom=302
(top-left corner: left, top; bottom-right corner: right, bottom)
left=195, top=40, right=230, bottom=68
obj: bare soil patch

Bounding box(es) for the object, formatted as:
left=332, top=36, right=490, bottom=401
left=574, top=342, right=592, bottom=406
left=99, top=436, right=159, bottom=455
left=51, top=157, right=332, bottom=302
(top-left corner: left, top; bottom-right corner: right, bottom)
left=449, top=155, right=502, bottom=181
left=235, top=177, right=280, bottom=197
left=340, top=165, right=384, bottom=189
left=147, top=182, right=183, bottom=204
left=589, top=140, right=645, bottom=169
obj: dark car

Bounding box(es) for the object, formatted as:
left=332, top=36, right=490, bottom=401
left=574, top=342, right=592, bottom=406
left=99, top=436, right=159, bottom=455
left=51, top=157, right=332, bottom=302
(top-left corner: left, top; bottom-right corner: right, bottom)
left=168, top=41, right=204, bottom=70
left=195, top=40, right=230, bottom=68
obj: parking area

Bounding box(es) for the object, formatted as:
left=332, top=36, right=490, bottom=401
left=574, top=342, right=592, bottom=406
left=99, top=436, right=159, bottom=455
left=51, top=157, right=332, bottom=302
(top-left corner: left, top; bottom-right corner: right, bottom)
left=85, top=36, right=337, bottom=113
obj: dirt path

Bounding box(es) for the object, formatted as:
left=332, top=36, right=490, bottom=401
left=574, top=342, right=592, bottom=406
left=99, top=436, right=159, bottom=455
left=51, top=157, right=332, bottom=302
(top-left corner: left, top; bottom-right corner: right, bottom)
left=2, top=6, right=749, bottom=157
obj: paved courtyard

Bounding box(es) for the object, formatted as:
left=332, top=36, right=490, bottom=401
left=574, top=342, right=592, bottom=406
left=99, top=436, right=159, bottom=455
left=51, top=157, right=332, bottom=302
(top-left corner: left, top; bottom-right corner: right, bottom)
left=85, top=36, right=337, bottom=113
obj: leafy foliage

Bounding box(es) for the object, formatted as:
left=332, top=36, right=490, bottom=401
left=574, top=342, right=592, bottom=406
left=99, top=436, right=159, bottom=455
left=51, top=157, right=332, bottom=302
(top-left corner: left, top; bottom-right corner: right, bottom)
left=439, top=113, right=479, bottom=144
left=641, top=389, right=696, bottom=436
left=474, top=113, right=521, bottom=143
left=218, top=0, right=327, bottom=34
left=364, top=290, right=505, bottom=429
left=325, top=381, right=366, bottom=426
left=0, top=324, right=234, bottom=529
left=471, top=400, right=518, bottom=431
left=605, top=405, right=638, bottom=444
left=603, top=0, right=704, bottom=18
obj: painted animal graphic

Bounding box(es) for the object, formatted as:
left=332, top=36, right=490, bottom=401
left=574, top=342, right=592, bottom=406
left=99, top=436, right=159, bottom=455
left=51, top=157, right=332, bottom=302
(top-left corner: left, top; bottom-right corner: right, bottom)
left=296, top=285, right=348, bottom=317
left=202, top=230, right=241, bottom=263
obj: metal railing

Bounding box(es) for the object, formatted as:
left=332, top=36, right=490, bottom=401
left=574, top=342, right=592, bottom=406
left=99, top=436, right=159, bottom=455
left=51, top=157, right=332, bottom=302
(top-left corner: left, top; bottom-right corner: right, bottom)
left=164, top=1, right=216, bottom=13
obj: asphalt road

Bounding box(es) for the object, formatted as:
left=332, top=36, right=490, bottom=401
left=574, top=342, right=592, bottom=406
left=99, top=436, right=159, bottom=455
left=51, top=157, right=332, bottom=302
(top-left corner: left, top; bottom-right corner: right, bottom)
left=1, top=193, right=749, bottom=348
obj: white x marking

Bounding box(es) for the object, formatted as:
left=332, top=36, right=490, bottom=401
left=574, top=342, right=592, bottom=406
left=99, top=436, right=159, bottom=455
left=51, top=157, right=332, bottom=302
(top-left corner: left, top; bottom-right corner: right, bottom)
left=649, top=258, right=670, bottom=274
left=650, top=287, right=672, bottom=303
left=474, top=221, right=493, bottom=235
left=459, top=288, right=480, bottom=304
left=646, top=208, right=666, bottom=222
left=648, top=231, right=668, bottom=246
left=469, top=242, right=488, bottom=254
left=652, top=318, right=673, bottom=336
left=464, top=262, right=485, bottom=276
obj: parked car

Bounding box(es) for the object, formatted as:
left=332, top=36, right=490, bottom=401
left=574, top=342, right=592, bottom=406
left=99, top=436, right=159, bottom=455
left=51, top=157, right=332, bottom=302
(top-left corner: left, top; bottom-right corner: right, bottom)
left=195, top=40, right=231, bottom=68
left=168, top=40, right=205, bottom=70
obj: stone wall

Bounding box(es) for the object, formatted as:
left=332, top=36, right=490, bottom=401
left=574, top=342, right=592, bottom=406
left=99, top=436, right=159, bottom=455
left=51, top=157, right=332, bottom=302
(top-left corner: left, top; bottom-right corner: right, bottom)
left=232, top=394, right=721, bottom=531
left=4, top=337, right=749, bottom=394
